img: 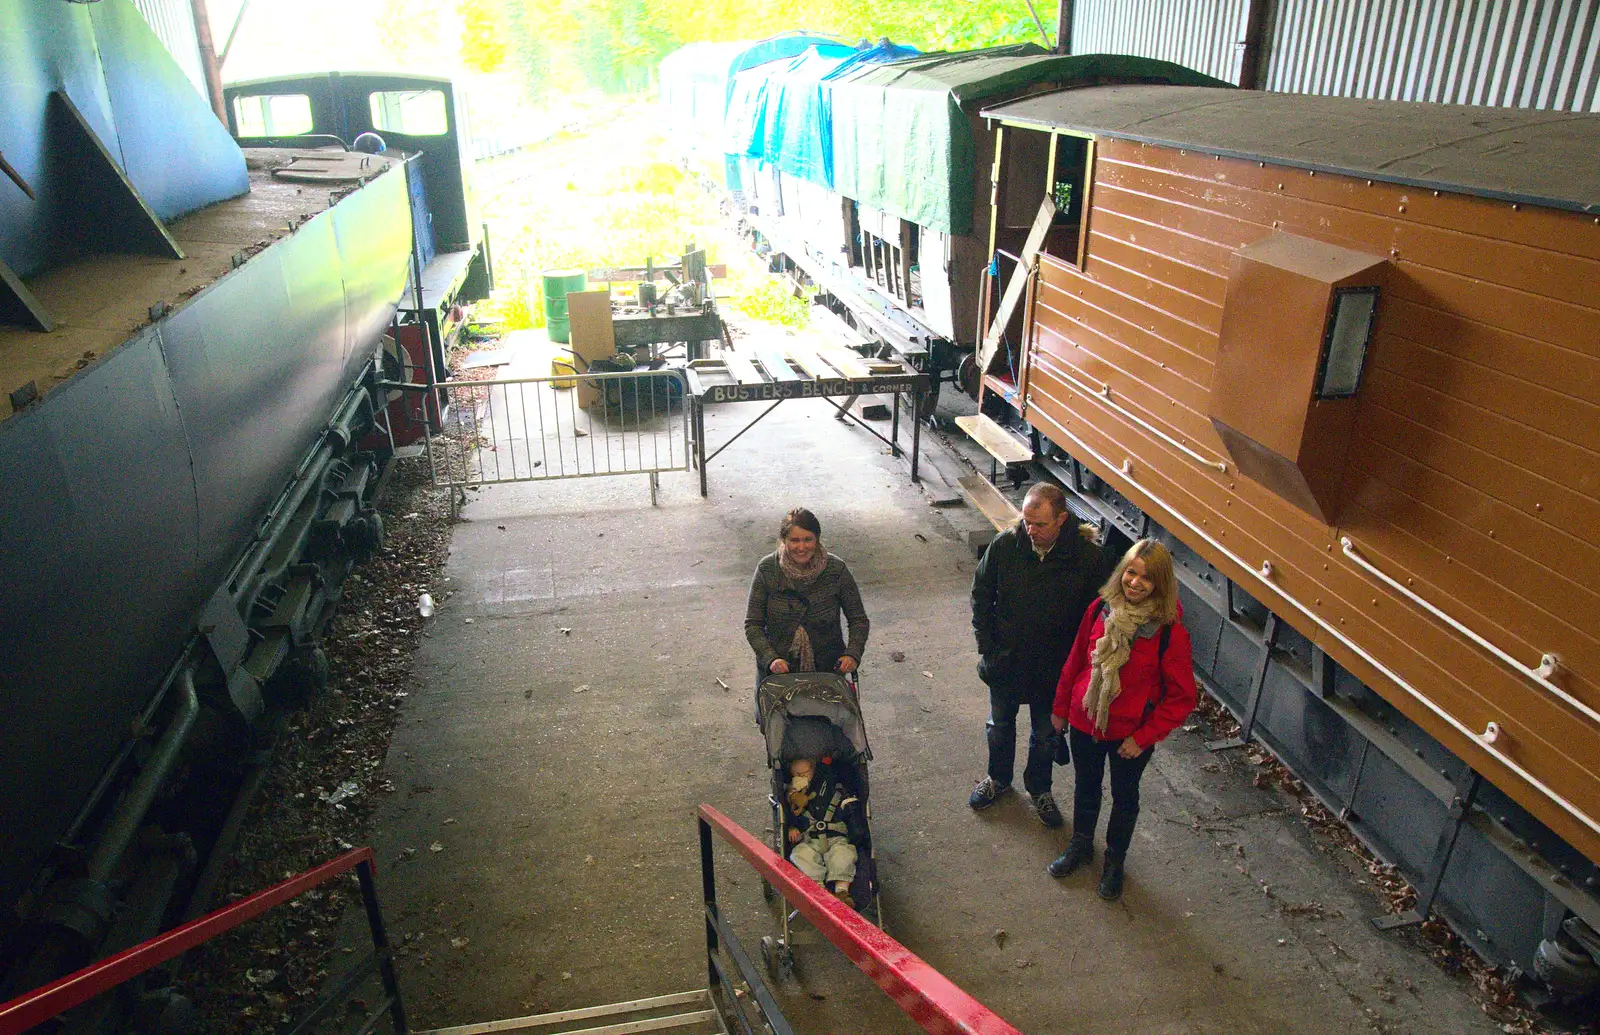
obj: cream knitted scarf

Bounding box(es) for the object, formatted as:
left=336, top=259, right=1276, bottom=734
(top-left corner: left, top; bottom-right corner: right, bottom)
left=778, top=543, right=827, bottom=583
left=1082, top=598, right=1162, bottom=734
left=778, top=544, right=827, bottom=671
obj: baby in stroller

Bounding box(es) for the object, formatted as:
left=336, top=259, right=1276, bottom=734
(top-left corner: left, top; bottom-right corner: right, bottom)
left=785, top=757, right=866, bottom=906
left=759, top=672, right=878, bottom=916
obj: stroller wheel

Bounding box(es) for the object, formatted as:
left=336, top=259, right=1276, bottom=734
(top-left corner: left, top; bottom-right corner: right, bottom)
left=761, top=879, right=775, bottom=903
left=760, top=936, right=777, bottom=979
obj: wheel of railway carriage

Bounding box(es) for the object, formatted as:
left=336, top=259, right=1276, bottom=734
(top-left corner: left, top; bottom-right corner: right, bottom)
left=957, top=352, right=981, bottom=399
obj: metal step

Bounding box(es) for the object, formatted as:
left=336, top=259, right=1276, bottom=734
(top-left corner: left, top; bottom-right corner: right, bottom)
left=412, top=989, right=721, bottom=1035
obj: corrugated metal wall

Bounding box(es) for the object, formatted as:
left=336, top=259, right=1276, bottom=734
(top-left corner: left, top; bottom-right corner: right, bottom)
left=1073, top=0, right=1600, bottom=111
left=130, top=0, right=207, bottom=97
left=1073, top=0, right=1254, bottom=85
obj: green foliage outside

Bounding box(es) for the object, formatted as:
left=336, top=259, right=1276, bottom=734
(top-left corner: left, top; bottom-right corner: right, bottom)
left=370, top=0, right=1057, bottom=333
left=475, top=101, right=797, bottom=332
left=380, top=0, right=1053, bottom=102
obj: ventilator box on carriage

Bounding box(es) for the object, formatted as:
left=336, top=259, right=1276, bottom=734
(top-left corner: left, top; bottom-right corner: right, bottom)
left=969, top=82, right=1600, bottom=986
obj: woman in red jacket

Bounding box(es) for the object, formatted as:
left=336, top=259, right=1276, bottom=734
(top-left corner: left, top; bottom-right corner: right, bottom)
left=1048, top=538, right=1197, bottom=900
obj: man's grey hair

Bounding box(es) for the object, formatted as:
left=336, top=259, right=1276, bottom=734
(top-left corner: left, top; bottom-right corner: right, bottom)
left=1023, top=482, right=1067, bottom=515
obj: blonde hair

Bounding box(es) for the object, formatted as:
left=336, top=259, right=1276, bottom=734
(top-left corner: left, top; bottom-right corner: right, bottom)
left=1100, top=538, right=1179, bottom=625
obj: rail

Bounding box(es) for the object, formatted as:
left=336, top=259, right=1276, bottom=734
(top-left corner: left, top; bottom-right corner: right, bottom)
left=0, top=848, right=405, bottom=1035
left=1030, top=413, right=1600, bottom=842
left=697, top=804, right=1022, bottom=1035
left=1050, top=363, right=1229, bottom=475
left=1339, top=536, right=1596, bottom=726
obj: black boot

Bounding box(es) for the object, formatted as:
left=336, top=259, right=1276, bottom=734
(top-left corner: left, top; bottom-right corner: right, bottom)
left=1098, top=854, right=1126, bottom=901
left=1047, top=834, right=1094, bottom=878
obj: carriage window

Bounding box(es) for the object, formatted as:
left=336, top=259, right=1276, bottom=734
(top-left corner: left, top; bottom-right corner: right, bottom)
left=369, top=89, right=449, bottom=136
left=1316, top=287, right=1379, bottom=398
left=232, top=93, right=312, bottom=136
left=1046, top=132, right=1090, bottom=265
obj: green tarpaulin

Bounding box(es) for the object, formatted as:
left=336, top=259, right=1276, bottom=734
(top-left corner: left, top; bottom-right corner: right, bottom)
left=828, top=48, right=1228, bottom=235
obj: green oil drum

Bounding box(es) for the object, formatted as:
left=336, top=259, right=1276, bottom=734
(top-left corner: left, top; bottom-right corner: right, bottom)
left=541, top=269, right=587, bottom=343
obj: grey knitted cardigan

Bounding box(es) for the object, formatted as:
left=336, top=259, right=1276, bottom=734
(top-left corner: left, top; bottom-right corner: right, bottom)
left=745, top=553, right=869, bottom=674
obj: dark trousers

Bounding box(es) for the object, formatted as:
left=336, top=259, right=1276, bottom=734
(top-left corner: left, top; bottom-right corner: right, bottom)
left=986, top=681, right=1055, bottom=795
left=1069, top=726, right=1154, bottom=857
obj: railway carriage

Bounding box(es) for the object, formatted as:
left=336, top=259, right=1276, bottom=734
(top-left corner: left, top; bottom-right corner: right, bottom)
left=663, top=41, right=1224, bottom=406
left=974, top=84, right=1600, bottom=990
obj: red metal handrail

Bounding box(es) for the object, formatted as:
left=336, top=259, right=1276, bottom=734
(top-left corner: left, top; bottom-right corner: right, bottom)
left=697, top=804, right=1022, bottom=1035
left=0, top=847, right=377, bottom=1034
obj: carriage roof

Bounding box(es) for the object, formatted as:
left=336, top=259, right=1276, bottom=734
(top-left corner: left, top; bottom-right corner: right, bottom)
left=982, top=85, right=1600, bottom=215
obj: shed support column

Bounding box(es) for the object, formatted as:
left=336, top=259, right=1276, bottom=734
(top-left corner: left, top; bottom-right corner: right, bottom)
left=1238, top=0, right=1272, bottom=89
left=1055, top=0, right=1075, bottom=54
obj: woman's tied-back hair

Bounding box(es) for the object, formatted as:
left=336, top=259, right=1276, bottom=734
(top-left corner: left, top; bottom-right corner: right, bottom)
left=779, top=507, right=822, bottom=542
left=1100, top=538, right=1179, bottom=625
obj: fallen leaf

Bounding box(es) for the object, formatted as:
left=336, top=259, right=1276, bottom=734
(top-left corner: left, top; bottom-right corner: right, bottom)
left=450, top=937, right=469, bottom=949
left=922, top=670, right=934, bottom=679
left=573, top=684, right=590, bottom=694
left=559, top=627, right=572, bottom=635
left=993, top=929, right=1007, bottom=949
left=429, top=842, right=444, bottom=853
left=890, top=651, right=906, bottom=663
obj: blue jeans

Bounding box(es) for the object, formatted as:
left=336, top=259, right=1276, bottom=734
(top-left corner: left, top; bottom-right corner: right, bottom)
left=1069, top=727, right=1154, bottom=857
left=986, top=681, right=1055, bottom=795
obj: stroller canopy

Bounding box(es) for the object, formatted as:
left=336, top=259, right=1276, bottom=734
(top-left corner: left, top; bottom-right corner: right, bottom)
left=758, top=672, right=871, bottom=768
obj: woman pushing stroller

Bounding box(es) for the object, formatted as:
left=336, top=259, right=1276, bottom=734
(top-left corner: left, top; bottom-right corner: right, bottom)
left=746, top=508, right=868, bottom=684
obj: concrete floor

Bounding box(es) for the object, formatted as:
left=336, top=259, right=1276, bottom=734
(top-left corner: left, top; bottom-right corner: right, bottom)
left=366, top=333, right=1504, bottom=1034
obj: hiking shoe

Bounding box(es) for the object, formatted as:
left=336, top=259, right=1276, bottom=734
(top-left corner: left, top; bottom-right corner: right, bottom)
left=1047, top=835, right=1094, bottom=878
left=1098, top=855, right=1126, bottom=901
left=968, top=777, right=1012, bottom=810
left=1033, top=792, right=1064, bottom=828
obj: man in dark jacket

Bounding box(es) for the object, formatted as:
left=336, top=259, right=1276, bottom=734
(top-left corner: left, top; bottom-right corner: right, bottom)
left=969, top=483, right=1109, bottom=827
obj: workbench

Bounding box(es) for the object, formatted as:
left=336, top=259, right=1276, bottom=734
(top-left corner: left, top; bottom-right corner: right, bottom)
left=682, top=338, right=928, bottom=496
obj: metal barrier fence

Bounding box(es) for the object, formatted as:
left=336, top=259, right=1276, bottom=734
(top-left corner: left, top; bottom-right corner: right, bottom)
left=426, top=368, right=691, bottom=504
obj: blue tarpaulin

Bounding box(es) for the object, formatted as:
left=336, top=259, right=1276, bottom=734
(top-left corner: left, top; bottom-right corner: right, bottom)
left=722, top=40, right=923, bottom=190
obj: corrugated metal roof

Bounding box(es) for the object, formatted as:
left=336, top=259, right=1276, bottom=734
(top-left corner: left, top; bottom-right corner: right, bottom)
left=1072, top=0, right=1251, bottom=85
left=1068, top=0, right=1600, bottom=113
left=982, top=84, right=1600, bottom=212
left=131, top=0, right=206, bottom=97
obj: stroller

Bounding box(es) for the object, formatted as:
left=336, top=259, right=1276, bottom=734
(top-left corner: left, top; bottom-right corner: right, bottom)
left=756, top=672, right=882, bottom=980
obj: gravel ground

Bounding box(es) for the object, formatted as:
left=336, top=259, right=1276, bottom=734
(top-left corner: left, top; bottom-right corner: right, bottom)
left=174, top=447, right=456, bottom=1032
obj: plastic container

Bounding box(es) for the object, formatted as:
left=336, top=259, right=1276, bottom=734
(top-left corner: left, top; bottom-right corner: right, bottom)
left=540, top=269, right=588, bottom=343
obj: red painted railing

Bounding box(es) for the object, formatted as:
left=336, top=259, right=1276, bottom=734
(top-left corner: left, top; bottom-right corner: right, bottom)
left=697, top=804, right=1022, bottom=1035
left=0, top=847, right=402, bottom=1035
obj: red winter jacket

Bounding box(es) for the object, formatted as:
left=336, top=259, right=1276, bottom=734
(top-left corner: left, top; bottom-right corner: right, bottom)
left=1052, top=599, right=1198, bottom=749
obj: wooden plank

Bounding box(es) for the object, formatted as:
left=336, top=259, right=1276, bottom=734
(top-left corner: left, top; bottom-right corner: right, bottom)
left=565, top=289, right=615, bottom=409
left=958, top=474, right=1021, bottom=532
left=977, top=195, right=1056, bottom=375
left=753, top=344, right=801, bottom=382
left=722, top=344, right=767, bottom=385
left=781, top=340, right=830, bottom=379
left=809, top=304, right=872, bottom=347
left=955, top=414, right=1032, bottom=465
left=814, top=343, right=873, bottom=380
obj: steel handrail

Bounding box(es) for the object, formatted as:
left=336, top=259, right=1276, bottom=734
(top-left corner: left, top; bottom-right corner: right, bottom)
left=1340, top=536, right=1595, bottom=726
left=697, top=804, right=1022, bottom=1035
left=1047, top=361, right=1229, bottom=474
left=0, top=848, right=403, bottom=1035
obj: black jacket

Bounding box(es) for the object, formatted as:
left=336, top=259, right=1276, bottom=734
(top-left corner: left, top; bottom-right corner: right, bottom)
left=971, top=523, right=1110, bottom=690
